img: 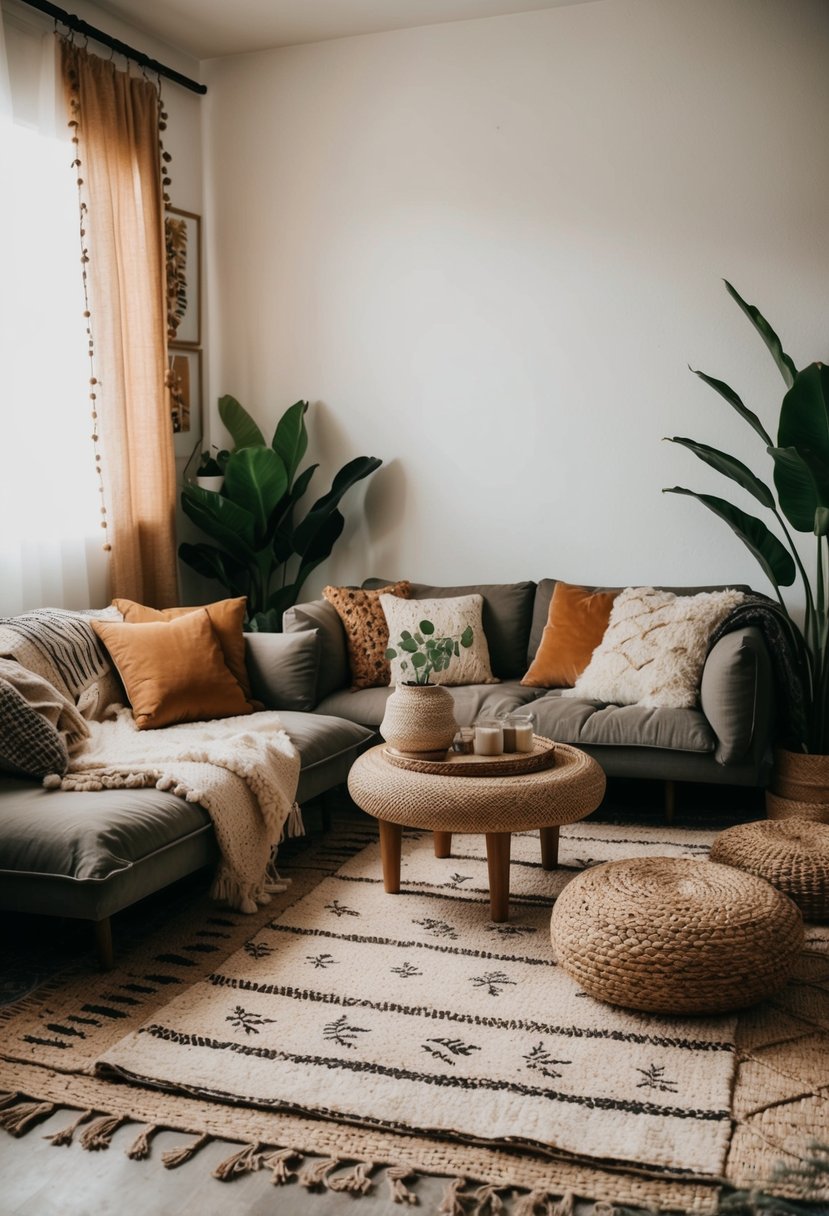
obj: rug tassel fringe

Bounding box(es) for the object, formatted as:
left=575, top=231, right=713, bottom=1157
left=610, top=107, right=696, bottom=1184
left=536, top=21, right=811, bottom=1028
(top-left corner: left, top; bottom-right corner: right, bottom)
left=328, top=1160, right=376, bottom=1195
left=0, top=1099, right=55, bottom=1136
left=386, top=1165, right=419, bottom=1205
left=298, top=1155, right=340, bottom=1190
left=513, top=1190, right=576, bottom=1216
left=162, top=1132, right=212, bottom=1169
left=261, top=1146, right=302, bottom=1184
left=438, top=1176, right=469, bottom=1215
left=0, top=1092, right=20, bottom=1110
left=78, top=1114, right=127, bottom=1150
left=212, top=1141, right=263, bottom=1181
left=126, top=1123, right=161, bottom=1160
left=44, top=1108, right=93, bottom=1146
left=468, top=1183, right=506, bottom=1214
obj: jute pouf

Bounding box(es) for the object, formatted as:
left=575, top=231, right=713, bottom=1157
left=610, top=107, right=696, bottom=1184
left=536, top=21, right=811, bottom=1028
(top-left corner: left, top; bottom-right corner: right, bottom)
left=710, top=817, right=829, bottom=921
left=550, top=857, right=804, bottom=1014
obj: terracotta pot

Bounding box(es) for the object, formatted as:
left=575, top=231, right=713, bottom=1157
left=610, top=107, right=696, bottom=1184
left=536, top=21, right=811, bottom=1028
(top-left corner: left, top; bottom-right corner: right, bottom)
left=380, top=683, right=458, bottom=758
left=766, top=748, right=829, bottom=822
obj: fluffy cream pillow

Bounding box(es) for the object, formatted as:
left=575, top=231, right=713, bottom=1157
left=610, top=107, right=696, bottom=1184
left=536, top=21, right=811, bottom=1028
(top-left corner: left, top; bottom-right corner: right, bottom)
left=564, top=586, right=745, bottom=708
left=380, top=594, right=498, bottom=686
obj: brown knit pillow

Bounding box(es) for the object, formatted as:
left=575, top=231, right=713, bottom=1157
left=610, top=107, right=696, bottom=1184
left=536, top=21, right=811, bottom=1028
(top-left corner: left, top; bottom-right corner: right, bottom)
left=323, top=581, right=411, bottom=690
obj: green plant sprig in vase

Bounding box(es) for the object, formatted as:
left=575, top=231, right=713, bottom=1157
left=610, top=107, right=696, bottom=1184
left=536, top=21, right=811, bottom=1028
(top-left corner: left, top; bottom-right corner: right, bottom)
left=664, top=280, right=828, bottom=757
left=386, top=619, right=474, bottom=685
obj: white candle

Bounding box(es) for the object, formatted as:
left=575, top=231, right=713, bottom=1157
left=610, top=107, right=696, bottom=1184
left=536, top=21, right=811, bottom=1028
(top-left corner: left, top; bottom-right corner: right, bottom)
left=514, top=722, right=534, bottom=753
left=474, top=724, right=503, bottom=755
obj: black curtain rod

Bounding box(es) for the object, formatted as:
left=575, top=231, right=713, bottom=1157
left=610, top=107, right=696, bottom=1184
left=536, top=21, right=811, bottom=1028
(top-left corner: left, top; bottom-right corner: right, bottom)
left=16, top=0, right=207, bottom=94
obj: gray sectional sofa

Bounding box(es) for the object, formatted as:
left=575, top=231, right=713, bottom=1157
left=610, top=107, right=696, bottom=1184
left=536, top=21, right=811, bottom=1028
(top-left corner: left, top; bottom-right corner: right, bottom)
left=285, top=578, right=775, bottom=791
left=0, top=578, right=774, bottom=966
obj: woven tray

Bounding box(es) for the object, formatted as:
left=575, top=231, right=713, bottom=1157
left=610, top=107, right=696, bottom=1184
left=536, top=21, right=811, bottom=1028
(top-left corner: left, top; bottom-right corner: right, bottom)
left=383, top=735, right=556, bottom=777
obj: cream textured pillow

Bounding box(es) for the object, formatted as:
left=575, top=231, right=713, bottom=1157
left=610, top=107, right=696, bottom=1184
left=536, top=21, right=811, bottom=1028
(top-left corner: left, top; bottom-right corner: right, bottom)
left=564, top=586, right=745, bottom=708
left=380, top=594, right=498, bottom=686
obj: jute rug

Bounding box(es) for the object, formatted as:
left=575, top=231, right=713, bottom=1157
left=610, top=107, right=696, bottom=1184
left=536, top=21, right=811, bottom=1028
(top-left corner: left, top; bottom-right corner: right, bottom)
left=1, top=814, right=827, bottom=1214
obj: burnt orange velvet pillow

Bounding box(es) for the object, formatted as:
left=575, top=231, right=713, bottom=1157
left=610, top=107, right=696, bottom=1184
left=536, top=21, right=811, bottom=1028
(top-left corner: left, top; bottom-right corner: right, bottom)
left=113, top=596, right=253, bottom=701
left=521, top=582, right=618, bottom=689
left=92, top=610, right=255, bottom=730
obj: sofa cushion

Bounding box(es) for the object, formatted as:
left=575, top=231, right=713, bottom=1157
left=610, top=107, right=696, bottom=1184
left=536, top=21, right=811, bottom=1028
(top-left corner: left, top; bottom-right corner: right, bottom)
left=531, top=690, right=715, bottom=753
left=381, top=594, right=497, bottom=686
left=323, top=581, right=411, bottom=689
left=244, top=630, right=319, bottom=712
left=113, top=596, right=254, bottom=701
left=283, top=599, right=348, bottom=704
left=317, top=680, right=543, bottom=729
left=700, top=627, right=766, bottom=765
left=407, top=582, right=535, bottom=679
left=92, top=611, right=255, bottom=729
left=522, top=582, right=618, bottom=689
left=566, top=587, right=745, bottom=709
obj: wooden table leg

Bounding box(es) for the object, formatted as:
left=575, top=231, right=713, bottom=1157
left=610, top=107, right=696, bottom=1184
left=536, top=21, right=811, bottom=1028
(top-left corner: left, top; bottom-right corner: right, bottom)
left=485, top=831, right=511, bottom=922
left=539, top=825, right=559, bottom=870
left=378, top=819, right=403, bottom=893
left=433, top=831, right=452, bottom=858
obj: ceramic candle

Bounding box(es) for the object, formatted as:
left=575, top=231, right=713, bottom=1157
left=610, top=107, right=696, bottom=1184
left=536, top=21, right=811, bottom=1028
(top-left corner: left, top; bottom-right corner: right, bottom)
left=474, top=720, right=503, bottom=756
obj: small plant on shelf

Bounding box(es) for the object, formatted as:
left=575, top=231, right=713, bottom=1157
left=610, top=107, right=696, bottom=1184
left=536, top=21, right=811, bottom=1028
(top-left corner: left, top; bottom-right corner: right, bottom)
left=386, top=620, right=473, bottom=685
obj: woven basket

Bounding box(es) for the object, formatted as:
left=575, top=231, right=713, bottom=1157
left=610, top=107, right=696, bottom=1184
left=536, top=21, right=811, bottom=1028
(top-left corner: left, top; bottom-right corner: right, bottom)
left=768, top=748, right=829, bottom=820
left=379, top=683, right=458, bottom=756
left=550, top=857, right=804, bottom=1014
left=710, top=817, right=829, bottom=921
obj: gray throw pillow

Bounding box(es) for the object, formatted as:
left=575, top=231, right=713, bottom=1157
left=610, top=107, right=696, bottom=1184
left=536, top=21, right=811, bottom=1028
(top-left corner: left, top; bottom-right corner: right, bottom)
left=244, top=630, right=320, bottom=712
left=0, top=677, right=69, bottom=778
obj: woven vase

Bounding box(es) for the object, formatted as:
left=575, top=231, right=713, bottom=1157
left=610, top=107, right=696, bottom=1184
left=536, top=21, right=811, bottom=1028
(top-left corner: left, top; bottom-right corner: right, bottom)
left=766, top=748, right=829, bottom=823
left=380, top=683, right=458, bottom=758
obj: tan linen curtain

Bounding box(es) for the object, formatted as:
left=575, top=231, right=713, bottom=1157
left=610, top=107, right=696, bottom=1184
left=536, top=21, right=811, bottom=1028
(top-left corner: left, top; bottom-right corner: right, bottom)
left=61, top=42, right=178, bottom=607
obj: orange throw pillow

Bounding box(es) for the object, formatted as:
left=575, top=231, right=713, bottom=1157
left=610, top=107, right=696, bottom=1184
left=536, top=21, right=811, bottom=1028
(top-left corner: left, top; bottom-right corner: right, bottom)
left=113, top=596, right=253, bottom=701
left=323, top=581, right=411, bottom=689
left=92, top=610, right=255, bottom=729
left=522, top=582, right=618, bottom=689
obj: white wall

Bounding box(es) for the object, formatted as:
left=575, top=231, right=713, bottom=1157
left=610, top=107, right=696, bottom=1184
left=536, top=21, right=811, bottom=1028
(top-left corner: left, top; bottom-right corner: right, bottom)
left=202, top=0, right=829, bottom=607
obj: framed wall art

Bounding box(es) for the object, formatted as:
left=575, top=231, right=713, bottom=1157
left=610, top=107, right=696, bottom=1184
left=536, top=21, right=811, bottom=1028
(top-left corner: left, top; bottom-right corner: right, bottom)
left=165, top=206, right=201, bottom=347
left=168, top=348, right=202, bottom=457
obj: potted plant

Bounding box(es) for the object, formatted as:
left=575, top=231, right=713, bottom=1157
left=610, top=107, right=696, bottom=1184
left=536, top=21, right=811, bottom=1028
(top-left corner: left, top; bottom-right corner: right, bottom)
left=380, top=619, right=474, bottom=757
left=665, top=280, right=829, bottom=817
left=179, top=395, right=382, bottom=631
left=194, top=447, right=228, bottom=492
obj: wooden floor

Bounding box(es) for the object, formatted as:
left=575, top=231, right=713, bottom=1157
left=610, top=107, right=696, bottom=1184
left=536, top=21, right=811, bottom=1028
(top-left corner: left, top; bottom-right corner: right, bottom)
left=0, top=782, right=764, bottom=1214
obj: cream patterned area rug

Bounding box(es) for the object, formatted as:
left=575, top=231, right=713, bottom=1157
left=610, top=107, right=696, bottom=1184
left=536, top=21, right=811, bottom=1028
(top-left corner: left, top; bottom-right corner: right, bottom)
left=1, top=815, right=827, bottom=1214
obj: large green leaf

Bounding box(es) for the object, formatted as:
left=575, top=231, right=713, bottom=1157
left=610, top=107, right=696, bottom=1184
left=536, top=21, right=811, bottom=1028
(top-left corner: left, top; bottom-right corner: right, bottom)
left=292, top=456, right=382, bottom=552
left=223, top=447, right=288, bottom=540
left=177, top=542, right=250, bottom=596
left=181, top=484, right=256, bottom=554
left=270, top=463, right=320, bottom=562
left=724, top=280, right=797, bottom=388
left=690, top=368, right=773, bottom=446
left=666, top=437, right=774, bottom=507
left=273, top=400, right=309, bottom=485
left=218, top=394, right=266, bottom=449
left=778, top=362, right=829, bottom=459
left=664, top=487, right=796, bottom=588
left=769, top=446, right=829, bottom=536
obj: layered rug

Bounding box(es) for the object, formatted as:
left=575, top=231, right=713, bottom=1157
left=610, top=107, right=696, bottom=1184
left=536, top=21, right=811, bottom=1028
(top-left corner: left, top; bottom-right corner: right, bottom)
left=1, top=814, right=828, bottom=1214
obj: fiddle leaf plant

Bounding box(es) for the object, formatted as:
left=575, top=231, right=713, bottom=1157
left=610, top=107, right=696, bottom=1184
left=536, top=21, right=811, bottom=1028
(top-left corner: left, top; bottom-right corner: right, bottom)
left=179, top=395, right=382, bottom=631
left=664, top=280, right=829, bottom=752
left=386, top=620, right=474, bottom=685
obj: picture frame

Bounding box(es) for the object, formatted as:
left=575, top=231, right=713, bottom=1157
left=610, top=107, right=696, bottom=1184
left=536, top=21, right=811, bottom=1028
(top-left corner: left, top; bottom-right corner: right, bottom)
left=167, top=348, right=202, bottom=458
left=165, top=206, right=201, bottom=347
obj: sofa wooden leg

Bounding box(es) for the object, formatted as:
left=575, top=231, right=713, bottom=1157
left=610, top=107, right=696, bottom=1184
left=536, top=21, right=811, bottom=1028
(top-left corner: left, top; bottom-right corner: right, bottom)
left=664, top=780, right=676, bottom=824
left=95, top=917, right=114, bottom=970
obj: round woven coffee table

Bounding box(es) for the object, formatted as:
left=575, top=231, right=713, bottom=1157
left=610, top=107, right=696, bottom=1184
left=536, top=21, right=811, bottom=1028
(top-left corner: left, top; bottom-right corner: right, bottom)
left=346, top=740, right=606, bottom=922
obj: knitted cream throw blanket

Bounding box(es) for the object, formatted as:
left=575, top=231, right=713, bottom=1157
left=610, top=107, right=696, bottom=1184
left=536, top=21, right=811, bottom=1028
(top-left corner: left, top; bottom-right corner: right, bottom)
left=46, top=707, right=302, bottom=914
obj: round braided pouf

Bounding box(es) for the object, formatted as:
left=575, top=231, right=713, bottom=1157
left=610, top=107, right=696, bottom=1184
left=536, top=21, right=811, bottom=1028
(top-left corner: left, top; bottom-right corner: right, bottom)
left=710, top=818, right=829, bottom=921
left=550, top=857, right=804, bottom=1014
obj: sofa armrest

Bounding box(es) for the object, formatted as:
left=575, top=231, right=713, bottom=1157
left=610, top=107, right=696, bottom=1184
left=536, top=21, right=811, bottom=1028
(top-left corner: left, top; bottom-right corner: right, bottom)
left=700, top=626, right=773, bottom=766
left=282, top=599, right=348, bottom=703
left=244, top=630, right=320, bottom=711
